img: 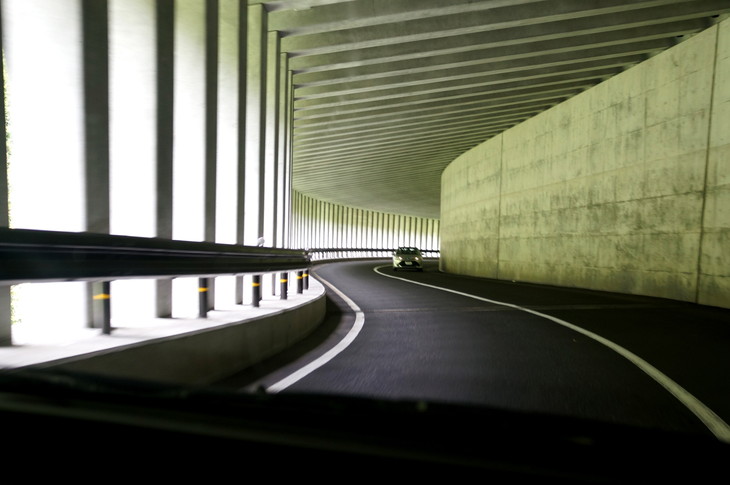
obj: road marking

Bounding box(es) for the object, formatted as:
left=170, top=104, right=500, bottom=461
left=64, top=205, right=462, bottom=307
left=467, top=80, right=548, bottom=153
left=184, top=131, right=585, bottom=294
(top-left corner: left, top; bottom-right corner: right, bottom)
left=266, top=272, right=365, bottom=394
left=373, top=265, right=730, bottom=443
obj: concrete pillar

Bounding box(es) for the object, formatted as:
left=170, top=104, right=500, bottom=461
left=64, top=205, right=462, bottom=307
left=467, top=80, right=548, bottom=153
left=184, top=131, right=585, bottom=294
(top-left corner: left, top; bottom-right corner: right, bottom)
left=81, top=0, right=111, bottom=329
left=82, top=0, right=110, bottom=235
left=0, top=2, right=10, bottom=346
left=245, top=4, right=267, bottom=299
left=235, top=2, right=247, bottom=304
left=284, top=67, right=294, bottom=248
left=305, top=198, right=312, bottom=248
left=376, top=212, right=383, bottom=250
left=367, top=210, right=373, bottom=250
left=393, top=213, right=398, bottom=248
left=204, top=0, right=218, bottom=311
left=333, top=205, right=340, bottom=249
left=245, top=3, right=266, bottom=246
left=346, top=207, right=353, bottom=248
left=204, top=0, right=218, bottom=245
left=263, top=30, right=280, bottom=247
left=303, top=194, right=310, bottom=249
left=277, top=53, right=291, bottom=248
left=156, top=0, right=175, bottom=317
left=327, top=203, right=334, bottom=247
left=318, top=199, right=325, bottom=248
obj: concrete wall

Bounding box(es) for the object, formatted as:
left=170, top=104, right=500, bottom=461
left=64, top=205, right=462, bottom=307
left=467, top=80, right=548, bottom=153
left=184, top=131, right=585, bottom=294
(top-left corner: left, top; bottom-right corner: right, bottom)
left=440, top=18, right=730, bottom=309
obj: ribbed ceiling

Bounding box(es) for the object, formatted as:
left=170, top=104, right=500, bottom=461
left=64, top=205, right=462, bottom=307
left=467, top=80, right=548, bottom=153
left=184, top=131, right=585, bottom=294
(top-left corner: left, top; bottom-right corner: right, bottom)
left=257, top=0, right=730, bottom=219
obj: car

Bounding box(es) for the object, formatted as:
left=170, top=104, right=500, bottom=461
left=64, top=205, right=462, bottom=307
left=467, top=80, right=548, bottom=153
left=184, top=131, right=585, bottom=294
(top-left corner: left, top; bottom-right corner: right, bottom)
left=392, top=246, right=423, bottom=271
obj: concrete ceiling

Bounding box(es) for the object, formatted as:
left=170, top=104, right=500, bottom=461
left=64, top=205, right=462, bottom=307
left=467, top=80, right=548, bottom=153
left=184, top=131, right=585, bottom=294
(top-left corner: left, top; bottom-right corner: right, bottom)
left=258, top=0, right=730, bottom=219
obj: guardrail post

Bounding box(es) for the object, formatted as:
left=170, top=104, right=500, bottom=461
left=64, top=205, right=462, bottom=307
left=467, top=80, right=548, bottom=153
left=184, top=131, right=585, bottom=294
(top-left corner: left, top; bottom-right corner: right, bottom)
left=91, top=281, right=112, bottom=335
left=252, top=275, right=261, bottom=307
left=296, top=270, right=303, bottom=293
left=198, top=278, right=209, bottom=318
left=280, top=272, right=288, bottom=300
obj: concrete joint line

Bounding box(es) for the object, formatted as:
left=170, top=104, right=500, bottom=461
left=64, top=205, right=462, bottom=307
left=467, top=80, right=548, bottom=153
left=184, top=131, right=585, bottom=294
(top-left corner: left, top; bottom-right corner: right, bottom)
left=695, top=25, right=720, bottom=304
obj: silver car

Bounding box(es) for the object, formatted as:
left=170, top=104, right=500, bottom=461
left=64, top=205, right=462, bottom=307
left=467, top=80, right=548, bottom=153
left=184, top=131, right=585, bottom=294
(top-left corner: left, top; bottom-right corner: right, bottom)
left=392, top=246, right=423, bottom=271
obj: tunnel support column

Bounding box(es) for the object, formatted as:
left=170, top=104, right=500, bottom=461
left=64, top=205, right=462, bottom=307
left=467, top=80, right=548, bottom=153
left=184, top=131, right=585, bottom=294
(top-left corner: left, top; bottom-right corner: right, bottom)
left=203, top=0, right=218, bottom=312
left=82, top=0, right=112, bottom=330
left=244, top=4, right=267, bottom=249
left=0, top=4, right=10, bottom=347
left=155, top=0, right=175, bottom=318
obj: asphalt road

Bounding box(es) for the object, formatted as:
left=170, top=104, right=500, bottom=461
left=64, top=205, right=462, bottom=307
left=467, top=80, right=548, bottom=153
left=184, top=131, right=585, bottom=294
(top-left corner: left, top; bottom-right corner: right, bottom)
left=214, top=259, right=730, bottom=442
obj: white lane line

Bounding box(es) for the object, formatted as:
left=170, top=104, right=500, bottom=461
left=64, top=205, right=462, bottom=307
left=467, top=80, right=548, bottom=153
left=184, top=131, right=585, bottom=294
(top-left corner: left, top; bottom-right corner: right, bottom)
left=266, top=273, right=365, bottom=394
left=373, top=265, right=730, bottom=443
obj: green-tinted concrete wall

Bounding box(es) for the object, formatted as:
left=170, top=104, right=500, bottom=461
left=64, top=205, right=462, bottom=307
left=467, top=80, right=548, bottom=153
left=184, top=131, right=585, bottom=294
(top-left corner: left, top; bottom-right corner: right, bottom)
left=703, top=17, right=730, bottom=308
left=440, top=18, right=730, bottom=309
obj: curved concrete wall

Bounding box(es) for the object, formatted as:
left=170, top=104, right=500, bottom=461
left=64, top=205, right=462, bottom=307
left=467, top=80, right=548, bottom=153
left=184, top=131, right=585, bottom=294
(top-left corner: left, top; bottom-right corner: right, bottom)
left=440, top=19, right=730, bottom=309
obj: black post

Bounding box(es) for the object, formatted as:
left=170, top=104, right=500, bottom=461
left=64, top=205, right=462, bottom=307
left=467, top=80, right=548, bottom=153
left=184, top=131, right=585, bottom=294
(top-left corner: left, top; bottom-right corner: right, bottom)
left=280, top=272, right=288, bottom=300
left=198, top=277, right=209, bottom=318
left=252, top=274, right=261, bottom=307
left=296, top=270, right=303, bottom=294
left=303, top=269, right=309, bottom=290
left=92, top=281, right=112, bottom=335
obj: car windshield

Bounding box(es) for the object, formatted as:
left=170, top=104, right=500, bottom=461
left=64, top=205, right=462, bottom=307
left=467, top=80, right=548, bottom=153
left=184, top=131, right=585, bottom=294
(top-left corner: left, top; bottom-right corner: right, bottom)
left=1, top=1, right=729, bottom=481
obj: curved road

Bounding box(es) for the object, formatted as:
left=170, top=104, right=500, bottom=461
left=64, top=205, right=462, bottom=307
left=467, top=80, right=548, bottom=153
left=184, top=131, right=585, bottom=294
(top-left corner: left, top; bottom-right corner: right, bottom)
left=216, top=259, right=730, bottom=442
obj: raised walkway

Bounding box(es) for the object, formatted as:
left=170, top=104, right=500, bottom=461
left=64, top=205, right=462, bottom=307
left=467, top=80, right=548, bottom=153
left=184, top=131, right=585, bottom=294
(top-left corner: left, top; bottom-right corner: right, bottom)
left=0, top=277, right=326, bottom=385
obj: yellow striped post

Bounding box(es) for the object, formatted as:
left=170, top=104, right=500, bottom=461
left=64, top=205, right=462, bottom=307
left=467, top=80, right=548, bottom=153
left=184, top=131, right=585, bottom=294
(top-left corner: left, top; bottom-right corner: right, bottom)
left=198, top=278, right=209, bottom=318
left=91, top=281, right=112, bottom=335
left=280, top=272, right=288, bottom=300
left=252, top=275, right=261, bottom=307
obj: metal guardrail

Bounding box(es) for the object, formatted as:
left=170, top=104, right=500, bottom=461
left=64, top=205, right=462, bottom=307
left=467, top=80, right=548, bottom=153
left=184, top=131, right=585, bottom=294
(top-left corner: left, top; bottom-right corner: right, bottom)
left=308, top=247, right=440, bottom=261
left=0, top=229, right=439, bottom=284
left=0, top=228, right=315, bottom=335
left=0, top=229, right=438, bottom=335
left=0, top=228, right=311, bottom=285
